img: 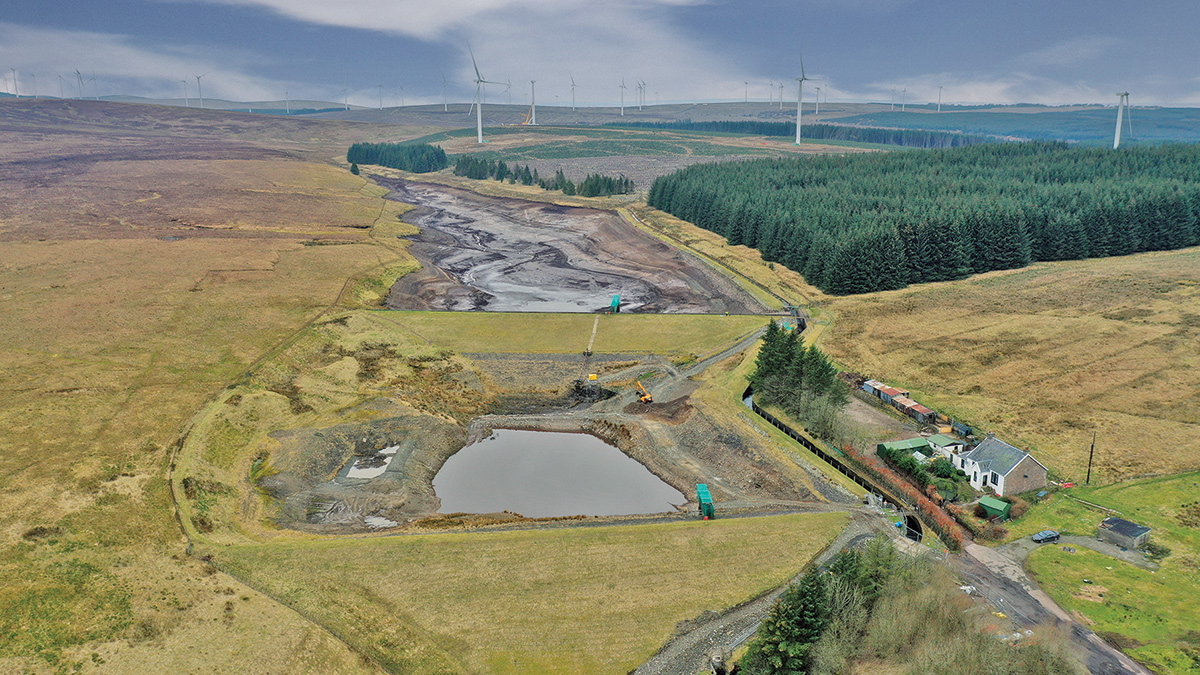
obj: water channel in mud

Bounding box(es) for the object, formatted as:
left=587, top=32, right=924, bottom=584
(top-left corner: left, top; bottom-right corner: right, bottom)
left=432, top=429, right=686, bottom=517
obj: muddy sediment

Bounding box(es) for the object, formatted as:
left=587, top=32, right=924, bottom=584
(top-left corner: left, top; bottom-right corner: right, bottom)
left=376, top=177, right=763, bottom=314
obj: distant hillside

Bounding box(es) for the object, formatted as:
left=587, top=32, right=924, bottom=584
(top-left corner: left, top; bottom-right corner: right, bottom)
left=834, top=107, right=1200, bottom=145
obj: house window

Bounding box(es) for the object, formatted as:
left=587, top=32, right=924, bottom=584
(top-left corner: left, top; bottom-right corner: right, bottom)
left=991, top=473, right=998, bottom=485
left=973, top=472, right=978, bottom=483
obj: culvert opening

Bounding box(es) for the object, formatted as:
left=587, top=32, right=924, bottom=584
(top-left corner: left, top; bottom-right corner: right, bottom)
left=432, top=429, right=685, bottom=518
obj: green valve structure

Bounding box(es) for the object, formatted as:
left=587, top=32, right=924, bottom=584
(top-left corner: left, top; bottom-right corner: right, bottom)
left=697, top=483, right=715, bottom=519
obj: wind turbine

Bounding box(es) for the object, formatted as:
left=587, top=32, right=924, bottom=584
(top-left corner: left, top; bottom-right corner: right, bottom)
left=640, top=80, right=646, bottom=110
left=744, top=81, right=749, bottom=103
left=442, top=73, right=449, bottom=112
left=795, top=52, right=810, bottom=145
left=937, top=85, right=943, bottom=112
left=1113, top=92, right=1131, bottom=149
left=90, top=72, right=98, bottom=100
left=530, top=80, right=537, bottom=125
left=778, top=81, right=784, bottom=109
left=181, top=79, right=189, bottom=107
left=506, top=79, right=512, bottom=105
left=570, top=75, right=577, bottom=112
left=901, top=88, right=907, bottom=112
left=619, top=78, right=626, bottom=116
left=469, top=47, right=504, bottom=143
left=814, top=86, right=821, bottom=115
left=75, top=70, right=84, bottom=99
left=195, top=73, right=206, bottom=109
left=890, top=88, right=896, bottom=111
left=377, top=83, right=383, bottom=110
left=59, top=74, right=66, bottom=99
left=9, top=69, right=17, bottom=97
left=768, top=79, right=774, bottom=105
left=285, top=90, right=289, bottom=114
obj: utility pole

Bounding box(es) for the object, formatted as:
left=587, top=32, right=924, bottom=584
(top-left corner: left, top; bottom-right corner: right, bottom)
left=1085, top=432, right=1097, bottom=484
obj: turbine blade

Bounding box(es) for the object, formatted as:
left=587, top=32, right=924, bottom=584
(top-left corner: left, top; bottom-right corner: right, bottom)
left=799, top=51, right=806, bottom=80
left=469, top=46, right=483, bottom=82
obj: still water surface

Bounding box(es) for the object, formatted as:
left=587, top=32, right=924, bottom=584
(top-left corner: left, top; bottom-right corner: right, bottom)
left=433, top=429, right=685, bottom=517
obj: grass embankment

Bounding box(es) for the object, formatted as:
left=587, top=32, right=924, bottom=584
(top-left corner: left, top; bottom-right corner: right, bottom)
left=1017, top=473, right=1200, bottom=674
left=0, top=159, right=407, bottom=672
left=218, top=512, right=849, bottom=675
left=822, top=248, right=1200, bottom=481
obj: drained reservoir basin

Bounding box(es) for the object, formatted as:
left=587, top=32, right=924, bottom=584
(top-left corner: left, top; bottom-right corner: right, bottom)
left=433, top=429, right=686, bottom=517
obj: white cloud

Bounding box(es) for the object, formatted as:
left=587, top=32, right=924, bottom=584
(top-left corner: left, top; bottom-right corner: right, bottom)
left=0, top=21, right=288, bottom=101
left=861, top=72, right=1112, bottom=106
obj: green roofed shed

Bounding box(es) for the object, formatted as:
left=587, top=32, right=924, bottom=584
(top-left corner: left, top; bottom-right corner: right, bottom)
left=978, top=495, right=1011, bottom=520
left=877, top=437, right=931, bottom=454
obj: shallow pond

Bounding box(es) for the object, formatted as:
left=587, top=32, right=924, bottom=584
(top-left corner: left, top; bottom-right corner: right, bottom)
left=433, top=429, right=685, bottom=517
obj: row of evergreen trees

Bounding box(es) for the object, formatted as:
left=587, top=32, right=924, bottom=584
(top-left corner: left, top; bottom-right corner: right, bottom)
left=345, top=142, right=448, bottom=173
left=609, top=120, right=995, bottom=148
left=750, top=321, right=849, bottom=441
left=452, top=155, right=635, bottom=197
left=648, top=142, right=1200, bottom=294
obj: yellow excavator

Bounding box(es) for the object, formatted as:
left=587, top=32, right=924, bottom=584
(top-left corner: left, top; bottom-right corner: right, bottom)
left=636, top=381, right=653, bottom=404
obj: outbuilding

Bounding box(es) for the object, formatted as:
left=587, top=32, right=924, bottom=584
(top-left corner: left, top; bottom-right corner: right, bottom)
left=877, top=437, right=932, bottom=456
left=978, top=495, right=1012, bottom=521
left=927, top=434, right=967, bottom=460
left=1098, top=517, right=1151, bottom=549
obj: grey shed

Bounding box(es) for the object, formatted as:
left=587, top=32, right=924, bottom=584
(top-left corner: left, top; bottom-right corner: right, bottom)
left=1097, top=516, right=1151, bottom=549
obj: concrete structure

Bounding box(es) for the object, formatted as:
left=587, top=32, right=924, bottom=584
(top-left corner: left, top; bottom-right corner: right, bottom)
left=955, top=435, right=1048, bottom=496
left=927, top=434, right=966, bottom=460
left=1098, top=517, right=1151, bottom=549
left=978, top=495, right=1011, bottom=520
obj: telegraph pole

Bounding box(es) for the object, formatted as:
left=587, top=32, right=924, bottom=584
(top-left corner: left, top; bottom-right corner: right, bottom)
left=1085, top=432, right=1096, bottom=485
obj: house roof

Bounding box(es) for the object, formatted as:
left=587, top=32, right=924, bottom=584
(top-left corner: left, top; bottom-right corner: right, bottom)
left=893, top=396, right=917, bottom=408
left=927, top=434, right=963, bottom=448
left=962, top=436, right=1045, bottom=476
left=879, top=437, right=931, bottom=451
left=911, top=403, right=934, bottom=415
left=1100, top=517, right=1151, bottom=539
left=877, top=386, right=904, bottom=397
left=863, top=380, right=885, bottom=389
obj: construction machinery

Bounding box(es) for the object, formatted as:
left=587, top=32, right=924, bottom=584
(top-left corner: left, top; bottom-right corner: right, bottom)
left=636, top=381, right=653, bottom=404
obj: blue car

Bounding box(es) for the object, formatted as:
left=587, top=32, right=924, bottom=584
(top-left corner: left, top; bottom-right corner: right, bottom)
left=1032, top=530, right=1060, bottom=544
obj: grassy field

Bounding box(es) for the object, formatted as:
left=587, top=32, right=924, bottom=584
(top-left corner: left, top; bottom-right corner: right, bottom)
left=821, top=247, right=1200, bottom=482
left=0, top=143, right=417, bottom=670
left=365, top=310, right=765, bottom=356
left=1014, top=473, right=1200, bottom=674
left=216, top=512, right=848, bottom=675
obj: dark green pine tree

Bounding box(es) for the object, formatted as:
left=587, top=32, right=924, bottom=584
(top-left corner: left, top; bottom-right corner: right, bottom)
left=751, top=321, right=790, bottom=385
left=744, top=568, right=830, bottom=674
left=349, top=162, right=359, bottom=175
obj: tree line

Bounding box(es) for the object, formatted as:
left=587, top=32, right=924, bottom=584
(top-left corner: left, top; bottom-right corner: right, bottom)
left=345, top=142, right=448, bottom=173
left=648, top=142, right=1200, bottom=294
left=740, top=537, right=1076, bottom=674
left=749, top=321, right=848, bottom=441
left=452, top=155, right=634, bottom=197
left=609, top=120, right=995, bottom=148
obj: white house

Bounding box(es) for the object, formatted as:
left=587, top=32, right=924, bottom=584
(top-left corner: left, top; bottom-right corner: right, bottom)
left=927, top=433, right=966, bottom=460
left=955, top=435, right=1048, bottom=497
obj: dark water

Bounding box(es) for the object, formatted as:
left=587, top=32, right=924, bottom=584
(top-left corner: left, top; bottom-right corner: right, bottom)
left=432, top=429, right=685, bottom=517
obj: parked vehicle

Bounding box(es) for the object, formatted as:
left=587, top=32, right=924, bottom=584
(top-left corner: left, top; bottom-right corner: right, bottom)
left=1032, top=530, right=1060, bottom=544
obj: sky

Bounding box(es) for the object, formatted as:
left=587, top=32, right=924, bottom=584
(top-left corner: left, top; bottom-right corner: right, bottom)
left=1, top=0, right=1198, bottom=108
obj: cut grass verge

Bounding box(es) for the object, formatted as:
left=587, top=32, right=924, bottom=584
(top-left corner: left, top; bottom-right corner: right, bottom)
left=216, top=511, right=849, bottom=675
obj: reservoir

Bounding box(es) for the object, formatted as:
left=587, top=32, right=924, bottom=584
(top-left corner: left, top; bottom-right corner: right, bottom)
left=433, top=429, right=685, bottom=517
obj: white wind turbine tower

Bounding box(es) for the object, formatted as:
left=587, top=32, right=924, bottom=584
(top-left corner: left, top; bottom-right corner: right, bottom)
left=901, top=88, right=907, bottom=112
left=639, top=80, right=646, bottom=110
left=530, top=80, right=537, bottom=124
left=469, top=48, right=504, bottom=143
left=9, top=69, right=17, bottom=97
left=442, top=73, right=449, bottom=112
left=619, top=78, right=626, bottom=116
left=744, top=81, right=749, bottom=103
left=814, top=86, right=821, bottom=115
left=181, top=79, right=189, bottom=107
left=75, top=70, right=85, bottom=99
left=890, top=88, right=896, bottom=111
left=778, top=81, right=784, bottom=109
left=59, top=75, right=66, bottom=99
left=90, top=72, right=98, bottom=100
left=377, top=84, right=383, bottom=110
left=1113, top=91, right=1131, bottom=149
left=794, top=52, right=810, bottom=145
left=342, top=88, right=348, bottom=111
left=505, top=79, right=512, bottom=105
left=937, top=85, right=943, bottom=112
left=570, top=76, right=577, bottom=112
left=285, top=90, right=289, bottom=114
left=195, top=73, right=207, bottom=109
left=398, top=85, right=405, bottom=107
left=768, top=79, right=774, bottom=105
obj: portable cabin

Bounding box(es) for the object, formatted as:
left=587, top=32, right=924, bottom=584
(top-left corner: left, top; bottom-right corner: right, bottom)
left=862, top=380, right=884, bottom=396
left=697, top=483, right=715, bottom=519
left=978, top=495, right=1011, bottom=521
left=876, top=386, right=904, bottom=404
left=909, top=403, right=936, bottom=424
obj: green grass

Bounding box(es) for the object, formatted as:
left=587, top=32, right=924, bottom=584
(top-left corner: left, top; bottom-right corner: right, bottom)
left=364, top=311, right=765, bottom=357
left=1016, top=472, right=1200, bottom=674
left=1027, top=546, right=1200, bottom=674
left=216, top=511, right=849, bottom=675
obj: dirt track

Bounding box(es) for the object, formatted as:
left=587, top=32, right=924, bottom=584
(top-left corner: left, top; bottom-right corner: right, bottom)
left=377, top=177, right=763, bottom=314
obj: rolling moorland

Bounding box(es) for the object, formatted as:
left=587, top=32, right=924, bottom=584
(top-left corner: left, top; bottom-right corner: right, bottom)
left=2, top=96, right=1199, bottom=674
